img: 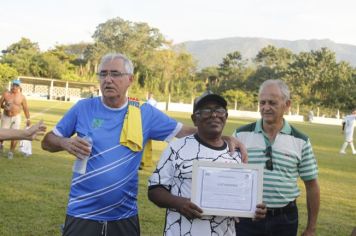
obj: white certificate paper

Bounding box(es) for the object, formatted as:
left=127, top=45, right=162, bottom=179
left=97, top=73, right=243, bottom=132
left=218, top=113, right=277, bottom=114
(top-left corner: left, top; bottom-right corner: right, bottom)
left=191, top=161, right=263, bottom=218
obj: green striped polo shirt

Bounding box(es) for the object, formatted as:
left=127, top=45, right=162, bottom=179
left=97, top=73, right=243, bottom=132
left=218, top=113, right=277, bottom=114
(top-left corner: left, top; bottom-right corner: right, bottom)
left=233, top=119, right=318, bottom=208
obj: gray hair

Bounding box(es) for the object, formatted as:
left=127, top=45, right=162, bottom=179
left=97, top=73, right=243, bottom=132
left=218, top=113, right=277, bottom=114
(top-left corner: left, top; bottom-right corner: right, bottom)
left=98, top=53, right=134, bottom=74
left=259, top=79, right=290, bottom=101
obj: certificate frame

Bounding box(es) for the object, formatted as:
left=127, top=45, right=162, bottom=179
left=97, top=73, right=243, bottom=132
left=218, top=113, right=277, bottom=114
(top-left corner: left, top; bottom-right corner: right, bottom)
left=191, top=160, right=263, bottom=218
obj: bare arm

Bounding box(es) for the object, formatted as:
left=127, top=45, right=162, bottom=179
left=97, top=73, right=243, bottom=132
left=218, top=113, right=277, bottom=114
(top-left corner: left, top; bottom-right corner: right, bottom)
left=41, top=131, right=91, bottom=159
left=221, top=135, right=248, bottom=163
left=21, top=96, right=31, bottom=126
left=175, top=125, right=197, bottom=138
left=0, top=92, right=6, bottom=109
left=148, top=186, right=203, bottom=219
left=176, top=125, right=248, bottom=162
left=302, top=179, right=320, bottom=236
left=0, top=120, right=46, bottom=140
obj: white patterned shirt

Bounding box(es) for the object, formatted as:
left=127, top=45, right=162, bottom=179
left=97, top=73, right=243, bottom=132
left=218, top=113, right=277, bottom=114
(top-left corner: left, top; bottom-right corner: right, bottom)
left=149, top=134, right=242, bottom=236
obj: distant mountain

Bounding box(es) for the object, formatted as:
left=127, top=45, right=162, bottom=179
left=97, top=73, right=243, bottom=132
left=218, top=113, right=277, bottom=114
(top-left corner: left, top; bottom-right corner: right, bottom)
left=176, top=37, right=356, bottom=69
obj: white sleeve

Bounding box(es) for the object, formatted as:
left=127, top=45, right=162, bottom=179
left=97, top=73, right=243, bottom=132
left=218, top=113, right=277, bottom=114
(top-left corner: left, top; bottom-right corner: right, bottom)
left=148, top=144, right=175, bottom=189
left=164, top=122, right=183, bottom=142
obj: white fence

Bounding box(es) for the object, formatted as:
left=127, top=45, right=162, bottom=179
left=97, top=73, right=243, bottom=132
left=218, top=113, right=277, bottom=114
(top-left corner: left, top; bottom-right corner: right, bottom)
left=27, top=99, right=342, bottom=126
left=158, top=101, right=305, bottom=122
left=156, top=101, right=345, bottom=125
left=311, top=117, right=343, bottom=126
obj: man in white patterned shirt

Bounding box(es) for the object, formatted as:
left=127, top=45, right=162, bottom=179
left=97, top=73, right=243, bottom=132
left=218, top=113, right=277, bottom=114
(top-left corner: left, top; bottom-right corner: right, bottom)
left=148, top=91, right=266, bottom=236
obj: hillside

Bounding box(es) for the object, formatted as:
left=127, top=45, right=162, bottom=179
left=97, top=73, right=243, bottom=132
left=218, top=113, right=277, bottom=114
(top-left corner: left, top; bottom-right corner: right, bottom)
left=176, top=37, right=356, bottom=69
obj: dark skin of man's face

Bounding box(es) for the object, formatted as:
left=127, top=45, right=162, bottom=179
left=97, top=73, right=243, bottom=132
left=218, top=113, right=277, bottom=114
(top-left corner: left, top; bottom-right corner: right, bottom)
left=191, top=101, right=228, bottom=144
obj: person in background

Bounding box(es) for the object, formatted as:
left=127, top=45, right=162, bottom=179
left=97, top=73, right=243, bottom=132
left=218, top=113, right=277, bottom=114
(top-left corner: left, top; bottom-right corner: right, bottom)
left=0, top=79, right=31, bottom=159
left=339, top=109, right=356, bottom=154
left=148, top=91, right=266, bottom=236
left=234, top=79, right=320, bottom=236
left=146, top=92, right=158, bottom=107
left=41, top=53, right=247, bottom=236
left=308, top=110, right=314, bottom=122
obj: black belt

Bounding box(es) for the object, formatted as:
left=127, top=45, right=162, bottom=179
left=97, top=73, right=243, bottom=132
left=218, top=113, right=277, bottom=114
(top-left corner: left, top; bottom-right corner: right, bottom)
left=267, top=200, right=297, bottom=217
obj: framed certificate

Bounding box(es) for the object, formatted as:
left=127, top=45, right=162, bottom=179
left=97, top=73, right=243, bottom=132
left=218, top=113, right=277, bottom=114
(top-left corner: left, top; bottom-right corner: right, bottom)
left=191, top=160, right=263, bottom=218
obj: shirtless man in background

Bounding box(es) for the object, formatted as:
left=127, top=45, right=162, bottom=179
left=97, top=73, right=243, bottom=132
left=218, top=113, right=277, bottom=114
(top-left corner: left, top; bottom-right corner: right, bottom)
left=0, top=79, right=31, bottom=159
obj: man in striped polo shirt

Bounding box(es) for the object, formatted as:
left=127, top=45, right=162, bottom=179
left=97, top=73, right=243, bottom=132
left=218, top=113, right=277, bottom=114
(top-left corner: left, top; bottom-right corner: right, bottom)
left=234, top=79, right=320, bottom=236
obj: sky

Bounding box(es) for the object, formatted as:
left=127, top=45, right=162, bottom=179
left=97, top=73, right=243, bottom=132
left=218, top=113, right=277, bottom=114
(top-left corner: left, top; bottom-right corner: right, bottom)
left=1, top=0, right=356, bottom=51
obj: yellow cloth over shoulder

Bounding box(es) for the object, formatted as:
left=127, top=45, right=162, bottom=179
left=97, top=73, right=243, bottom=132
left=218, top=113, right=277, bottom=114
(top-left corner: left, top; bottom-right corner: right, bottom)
left=141, top=139, right=153, bottom=167
left=120, top=98, right=143, bottom=152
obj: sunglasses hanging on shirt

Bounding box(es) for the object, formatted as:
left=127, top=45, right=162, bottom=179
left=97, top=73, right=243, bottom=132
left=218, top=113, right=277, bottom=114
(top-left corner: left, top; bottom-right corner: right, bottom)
left=264, top=146, right=273, bottom=171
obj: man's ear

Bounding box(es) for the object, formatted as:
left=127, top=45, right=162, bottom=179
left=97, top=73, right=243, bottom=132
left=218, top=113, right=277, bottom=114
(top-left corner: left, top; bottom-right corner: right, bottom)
left=128, top=75, right=134, bottom=84
left=285, top=100, right=291, bottom=111
left=191, top=114, right=198, bottom=127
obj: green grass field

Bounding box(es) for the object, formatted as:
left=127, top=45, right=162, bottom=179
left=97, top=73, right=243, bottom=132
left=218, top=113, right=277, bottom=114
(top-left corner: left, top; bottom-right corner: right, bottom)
left=0, top=100, right=355, bottom=236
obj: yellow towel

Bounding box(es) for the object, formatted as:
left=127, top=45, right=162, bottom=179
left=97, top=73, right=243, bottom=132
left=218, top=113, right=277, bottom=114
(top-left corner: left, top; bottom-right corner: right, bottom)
left=120, top=98, right=143, bottom=152
left=141, top=140, right=153, bottom=167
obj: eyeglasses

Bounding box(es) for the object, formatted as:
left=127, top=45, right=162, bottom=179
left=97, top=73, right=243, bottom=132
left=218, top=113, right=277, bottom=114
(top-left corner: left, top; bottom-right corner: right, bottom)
left=265, top=146, right=273, bottom=171
left=96, top=70, right=131, bottom=79
left=195, top=108, right=227, bottom=118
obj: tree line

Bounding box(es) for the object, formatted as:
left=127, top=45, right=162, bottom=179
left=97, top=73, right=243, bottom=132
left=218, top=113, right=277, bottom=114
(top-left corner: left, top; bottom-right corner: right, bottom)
left=0, top=17, right=355, bottom=115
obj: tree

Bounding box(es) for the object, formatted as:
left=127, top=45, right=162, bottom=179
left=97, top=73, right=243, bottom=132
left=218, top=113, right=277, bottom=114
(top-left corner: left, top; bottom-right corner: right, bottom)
left=1, top=38, right=41, bottom=76
left=255, top=45, right=294, bottom=69
left=92, top=18, right=164, bottom=93
left=90, top=17, right=198, bottom=101
left=38, top=52, right=67, bottom=79
left=222, top=89, right=255, bottom=110
left=195, top=66, right=220, bottom=91
left=323, top=61, right=355, bottom=110
left=217, top=51, right=248, bottom=93
left=248, top=45, right=294, bottom=91
left=83, top=42, right=107, bottom=77
left=63, top=43, right=91, bottom=77
left=92, top=17, right=167, bottom=62
left=0, top=63, right=18, bottom=88
left=285, top=48, right=337, bottom=107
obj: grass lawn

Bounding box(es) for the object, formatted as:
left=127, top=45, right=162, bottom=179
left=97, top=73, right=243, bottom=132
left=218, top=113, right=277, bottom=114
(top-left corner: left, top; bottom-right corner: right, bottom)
left=0, top=100, right=355, bottom=236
